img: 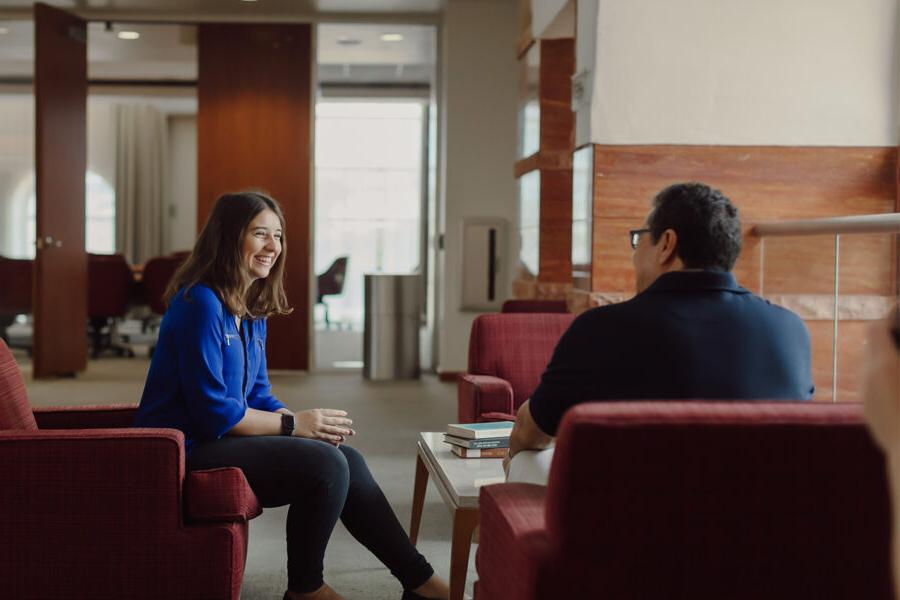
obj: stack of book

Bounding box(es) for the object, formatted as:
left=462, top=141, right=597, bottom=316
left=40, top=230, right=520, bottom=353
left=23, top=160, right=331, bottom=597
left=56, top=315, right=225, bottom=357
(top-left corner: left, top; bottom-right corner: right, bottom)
left=443, top=421, right=514, bottom=458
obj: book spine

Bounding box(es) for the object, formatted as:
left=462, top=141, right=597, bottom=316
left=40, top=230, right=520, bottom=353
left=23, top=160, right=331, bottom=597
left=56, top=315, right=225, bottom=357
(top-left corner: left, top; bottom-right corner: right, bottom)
left=444, top=436, right=509, bottom=449
left=453, top=447, right=508, bottom=459
left=464, top=438, right=509, bottom=449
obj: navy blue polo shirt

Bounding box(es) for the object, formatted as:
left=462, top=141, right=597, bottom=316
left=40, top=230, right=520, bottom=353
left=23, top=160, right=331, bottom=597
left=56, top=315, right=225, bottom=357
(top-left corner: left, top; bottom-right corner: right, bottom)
left=135, top=284, right=286, bottom=450
left=529, top=270, right=815, bottom=436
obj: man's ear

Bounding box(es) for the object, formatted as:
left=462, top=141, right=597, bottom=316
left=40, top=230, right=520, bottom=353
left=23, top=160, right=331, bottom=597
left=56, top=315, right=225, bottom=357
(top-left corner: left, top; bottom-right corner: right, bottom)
left=655, top=229, right=679, bottom=266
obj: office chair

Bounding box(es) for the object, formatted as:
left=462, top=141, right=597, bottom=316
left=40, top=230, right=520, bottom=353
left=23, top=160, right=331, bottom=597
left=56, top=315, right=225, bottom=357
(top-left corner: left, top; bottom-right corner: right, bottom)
left=0, top=256, right=33, bottom=349
left=87, top=253, right=136, bottom=358
left=316, top=256, right=348, bottom=329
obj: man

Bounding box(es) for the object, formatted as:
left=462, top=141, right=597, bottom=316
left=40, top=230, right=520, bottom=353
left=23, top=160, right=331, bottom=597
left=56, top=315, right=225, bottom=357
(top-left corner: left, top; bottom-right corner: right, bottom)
left=505, top=182, right=814, bottom=483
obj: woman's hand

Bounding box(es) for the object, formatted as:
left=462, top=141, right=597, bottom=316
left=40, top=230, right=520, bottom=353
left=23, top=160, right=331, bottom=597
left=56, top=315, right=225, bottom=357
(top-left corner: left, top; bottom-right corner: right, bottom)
left=293, top=409, right=355, bottom=445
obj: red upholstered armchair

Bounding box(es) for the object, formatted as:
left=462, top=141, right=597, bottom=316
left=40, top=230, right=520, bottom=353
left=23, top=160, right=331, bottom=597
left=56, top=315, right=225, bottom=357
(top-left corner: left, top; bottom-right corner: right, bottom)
left=458, top=313, right=575, bottom=423
left=0, top=340, right=261, bottom=600
left=476, top=402, right=893, bottom=600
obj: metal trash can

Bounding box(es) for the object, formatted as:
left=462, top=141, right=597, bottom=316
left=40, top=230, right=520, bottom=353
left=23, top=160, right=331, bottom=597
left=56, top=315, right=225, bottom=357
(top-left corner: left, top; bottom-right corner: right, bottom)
left=363, top=273, right=421, bottom=380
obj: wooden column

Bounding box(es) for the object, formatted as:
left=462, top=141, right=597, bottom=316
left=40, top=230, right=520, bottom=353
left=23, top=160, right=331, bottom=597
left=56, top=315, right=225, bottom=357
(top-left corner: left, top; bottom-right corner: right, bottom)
left=512, top=37, right=575, bottom=300
left=198, top=24, right=312, bottom=370
left=33, top=3, right=87, bottom=378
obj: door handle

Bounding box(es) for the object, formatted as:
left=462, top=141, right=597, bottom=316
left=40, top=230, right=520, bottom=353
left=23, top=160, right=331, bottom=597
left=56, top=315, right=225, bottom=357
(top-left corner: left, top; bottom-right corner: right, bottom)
left=36, top=236, right=63, bottom=250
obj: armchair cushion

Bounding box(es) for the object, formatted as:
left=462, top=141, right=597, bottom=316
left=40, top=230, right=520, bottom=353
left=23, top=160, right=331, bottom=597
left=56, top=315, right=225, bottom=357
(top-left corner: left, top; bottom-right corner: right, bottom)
left=458, top=374, right=514, bottom=423
left=477, top=483, right=550, bottom=600
left=186, top=467, right=262, bottom=523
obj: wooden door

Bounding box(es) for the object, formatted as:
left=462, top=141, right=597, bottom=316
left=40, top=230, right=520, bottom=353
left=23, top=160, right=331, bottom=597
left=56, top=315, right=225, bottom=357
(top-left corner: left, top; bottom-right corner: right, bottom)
left=33, top=3, right=87, bottom=377
left=197, top=24, right=312, bottom=370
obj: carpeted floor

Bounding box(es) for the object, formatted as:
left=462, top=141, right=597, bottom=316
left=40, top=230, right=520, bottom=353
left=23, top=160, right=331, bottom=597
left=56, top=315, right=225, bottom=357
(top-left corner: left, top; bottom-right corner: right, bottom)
left=16, top=350, right=475, bottom=600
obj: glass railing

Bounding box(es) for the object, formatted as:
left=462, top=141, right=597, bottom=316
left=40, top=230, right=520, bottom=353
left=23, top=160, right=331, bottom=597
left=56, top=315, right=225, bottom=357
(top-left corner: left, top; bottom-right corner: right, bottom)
left=752, top=214, right=900, bottom=402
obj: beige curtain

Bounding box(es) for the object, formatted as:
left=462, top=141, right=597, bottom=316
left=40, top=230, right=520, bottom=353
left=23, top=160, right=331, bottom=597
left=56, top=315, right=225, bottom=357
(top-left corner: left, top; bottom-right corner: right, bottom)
left=115, top=104, right=168, bottom=264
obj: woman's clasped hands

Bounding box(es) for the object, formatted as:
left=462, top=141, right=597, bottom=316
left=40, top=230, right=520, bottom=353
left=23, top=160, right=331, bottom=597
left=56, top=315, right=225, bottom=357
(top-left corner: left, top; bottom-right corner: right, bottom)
left=294, top=408, right=355, bottom=445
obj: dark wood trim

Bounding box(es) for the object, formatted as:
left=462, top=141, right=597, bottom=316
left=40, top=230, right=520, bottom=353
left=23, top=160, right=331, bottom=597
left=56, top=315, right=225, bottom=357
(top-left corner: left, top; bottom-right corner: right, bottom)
left=33, top=3, right=88, bottom=378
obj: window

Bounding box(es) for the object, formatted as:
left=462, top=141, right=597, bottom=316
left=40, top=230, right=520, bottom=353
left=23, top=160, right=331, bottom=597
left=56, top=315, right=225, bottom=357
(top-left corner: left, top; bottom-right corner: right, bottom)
left=14, top=171, right=115, bottom=258
left=314, top=100, right=425, bottom=330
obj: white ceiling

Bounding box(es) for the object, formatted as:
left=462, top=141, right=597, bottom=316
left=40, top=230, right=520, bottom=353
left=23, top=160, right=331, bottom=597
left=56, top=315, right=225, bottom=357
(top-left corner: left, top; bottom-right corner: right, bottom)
left=0, top=18, right=435, bottom=83
left=0, top=0, right=443, bottom=18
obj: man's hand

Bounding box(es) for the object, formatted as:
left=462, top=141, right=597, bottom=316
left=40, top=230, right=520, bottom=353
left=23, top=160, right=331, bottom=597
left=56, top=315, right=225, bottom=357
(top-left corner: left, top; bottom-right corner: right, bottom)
left=294, top=409, right=355, bottom=445
left=509, top=400, right=554, bottom=457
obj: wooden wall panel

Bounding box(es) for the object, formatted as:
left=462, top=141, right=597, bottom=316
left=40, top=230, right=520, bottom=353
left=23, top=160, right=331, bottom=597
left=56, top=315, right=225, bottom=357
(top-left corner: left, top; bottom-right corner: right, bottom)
left=588, top=143, right=897, bottom=403
left=534, top=38, right=575, bottom=285
left=198, top=24, right=311, bottom=370
left=538, top=39, right=574, bottom=154
left=590, top=145, right=898, bottom=294
left=33, top=3, right=87, bottom=378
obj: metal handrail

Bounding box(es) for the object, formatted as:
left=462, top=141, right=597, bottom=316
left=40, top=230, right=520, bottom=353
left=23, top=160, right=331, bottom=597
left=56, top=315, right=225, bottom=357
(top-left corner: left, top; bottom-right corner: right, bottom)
left=752, top=213, right=900, bottom=237
left=752, top=211, right=899, bottom=403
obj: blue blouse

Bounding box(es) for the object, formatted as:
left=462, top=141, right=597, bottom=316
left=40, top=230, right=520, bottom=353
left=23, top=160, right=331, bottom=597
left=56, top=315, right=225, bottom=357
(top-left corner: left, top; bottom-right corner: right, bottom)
left=135, top=284, right=286, bottom=451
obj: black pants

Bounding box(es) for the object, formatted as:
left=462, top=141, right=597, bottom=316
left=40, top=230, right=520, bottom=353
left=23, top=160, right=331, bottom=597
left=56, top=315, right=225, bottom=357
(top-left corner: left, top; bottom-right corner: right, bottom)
left=187, top=436, right=434, bottom=593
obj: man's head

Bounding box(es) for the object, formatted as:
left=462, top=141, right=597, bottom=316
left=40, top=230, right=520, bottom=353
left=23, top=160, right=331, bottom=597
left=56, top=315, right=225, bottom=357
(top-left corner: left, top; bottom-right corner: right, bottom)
left=631, top=182, right=742, bottom=293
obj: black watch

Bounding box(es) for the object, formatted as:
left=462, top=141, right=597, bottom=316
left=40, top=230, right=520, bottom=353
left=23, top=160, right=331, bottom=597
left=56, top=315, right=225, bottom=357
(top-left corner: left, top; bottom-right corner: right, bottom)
left=280, top=412, right=295, bottom=436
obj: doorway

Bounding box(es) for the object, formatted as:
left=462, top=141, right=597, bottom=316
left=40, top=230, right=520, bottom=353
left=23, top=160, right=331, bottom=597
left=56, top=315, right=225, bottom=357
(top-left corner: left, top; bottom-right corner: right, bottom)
left=314, top=23, right=436, bottom=371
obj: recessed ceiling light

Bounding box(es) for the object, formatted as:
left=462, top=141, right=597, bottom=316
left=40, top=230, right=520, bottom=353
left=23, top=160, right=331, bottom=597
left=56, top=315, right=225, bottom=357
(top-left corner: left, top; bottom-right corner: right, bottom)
left=380, top=33, right=403, bottom=42
left=337, top=36, right=361, bottom=46
left=117, top=30, right=140, bottom=40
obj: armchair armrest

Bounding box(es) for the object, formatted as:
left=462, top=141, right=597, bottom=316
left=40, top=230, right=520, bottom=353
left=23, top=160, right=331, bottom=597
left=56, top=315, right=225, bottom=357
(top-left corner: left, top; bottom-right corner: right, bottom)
left=458, top=374, right=514, bottom=423
left=0, top=428, right=186, bottom=529
left=33, top=404, right=139, bottom=429
left=476, top=483, right=551, bottom=600
left=186, top=467, right=262, bottom=523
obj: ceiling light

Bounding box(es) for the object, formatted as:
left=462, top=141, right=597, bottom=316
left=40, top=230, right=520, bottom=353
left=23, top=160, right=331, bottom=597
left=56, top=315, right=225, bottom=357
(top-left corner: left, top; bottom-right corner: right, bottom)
left=117, top=30, right=140, bottom=40
left=380, top=33, right=403, bottom=42
left=337, top=36, right=361, bottom=46
left=0, top=27, right=8, bottom=35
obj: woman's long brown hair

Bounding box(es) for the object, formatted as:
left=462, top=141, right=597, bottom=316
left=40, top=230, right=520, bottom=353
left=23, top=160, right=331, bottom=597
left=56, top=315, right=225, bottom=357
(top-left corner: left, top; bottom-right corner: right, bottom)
left=164, top=191, right=293, bottom=319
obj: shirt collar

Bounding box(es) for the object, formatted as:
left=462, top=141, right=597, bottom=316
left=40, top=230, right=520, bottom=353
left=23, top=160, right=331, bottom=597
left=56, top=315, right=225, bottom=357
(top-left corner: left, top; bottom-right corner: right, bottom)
left=642, top=270, right=748, bottom=295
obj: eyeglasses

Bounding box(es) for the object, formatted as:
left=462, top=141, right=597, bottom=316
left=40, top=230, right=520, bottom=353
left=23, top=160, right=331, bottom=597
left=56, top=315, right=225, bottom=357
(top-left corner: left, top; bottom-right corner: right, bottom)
left=629, top=228, right=651, bottom=250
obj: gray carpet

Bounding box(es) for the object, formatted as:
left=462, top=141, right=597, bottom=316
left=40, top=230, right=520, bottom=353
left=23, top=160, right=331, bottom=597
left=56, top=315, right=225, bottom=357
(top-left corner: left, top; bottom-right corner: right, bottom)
left=18, top=351, right=474, bottom=600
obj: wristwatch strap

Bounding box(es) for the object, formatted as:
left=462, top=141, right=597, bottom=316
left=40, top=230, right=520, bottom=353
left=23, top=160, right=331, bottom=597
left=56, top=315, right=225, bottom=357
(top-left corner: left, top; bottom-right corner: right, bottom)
left=280, top=412, right=295, bottom=436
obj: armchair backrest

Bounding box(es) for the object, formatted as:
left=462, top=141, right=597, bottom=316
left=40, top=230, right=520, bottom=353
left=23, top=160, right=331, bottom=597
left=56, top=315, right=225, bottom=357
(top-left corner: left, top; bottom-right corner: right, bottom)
left=544, top=401, right=892, bottom=598
left=500, top=299, right=568, bottom=313
left=142, top=254, right=187, bottom=315
left=0, top=339, right=36, bottom=431
left=88, top=253, right=134, bottom=318
left=0, top=256, right=33, bottom=314
left=467, top=313, right=575, bottom=409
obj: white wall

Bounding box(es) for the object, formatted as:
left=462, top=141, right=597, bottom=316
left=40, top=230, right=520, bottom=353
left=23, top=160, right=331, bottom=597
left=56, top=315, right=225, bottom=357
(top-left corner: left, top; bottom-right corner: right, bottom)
left=0, top=94, right=34, bottom=258
left=437, top=0, right=519, bottom=373
left=166, top=114, right=197, bottom=253
left=579, top=0, right=900, bottom=146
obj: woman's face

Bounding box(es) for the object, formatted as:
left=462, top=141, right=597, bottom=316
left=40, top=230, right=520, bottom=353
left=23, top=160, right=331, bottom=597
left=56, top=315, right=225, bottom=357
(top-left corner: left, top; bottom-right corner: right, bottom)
left=241, top=208, right=283, bottom=282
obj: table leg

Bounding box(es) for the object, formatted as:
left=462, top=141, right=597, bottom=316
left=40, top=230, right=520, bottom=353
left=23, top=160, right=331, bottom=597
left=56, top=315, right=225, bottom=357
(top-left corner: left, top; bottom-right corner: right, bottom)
left=449, top=508, right=479, bottom=600
left=409, top=451, right=429, bottom=545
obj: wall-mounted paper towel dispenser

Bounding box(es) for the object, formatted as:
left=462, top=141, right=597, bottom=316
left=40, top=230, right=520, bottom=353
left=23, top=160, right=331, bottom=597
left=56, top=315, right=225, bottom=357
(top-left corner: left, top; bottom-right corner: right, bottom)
left=460, top=218, right=506, bottom=311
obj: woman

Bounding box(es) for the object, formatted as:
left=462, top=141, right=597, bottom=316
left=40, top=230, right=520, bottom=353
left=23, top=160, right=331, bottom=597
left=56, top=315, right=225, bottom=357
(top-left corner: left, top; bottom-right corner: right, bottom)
left=136, top=191, right=448, bottom=600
